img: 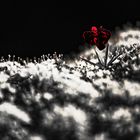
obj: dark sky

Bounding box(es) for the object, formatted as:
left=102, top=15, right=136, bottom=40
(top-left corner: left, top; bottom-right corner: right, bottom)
left=0, top=0, right=139, bottom=58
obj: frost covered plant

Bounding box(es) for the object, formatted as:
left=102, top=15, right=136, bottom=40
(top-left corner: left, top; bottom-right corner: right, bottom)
left=109, top=43, right=140, bottom=80
left=0, top=33, right=139, bottom=139
left=81, top=26, right=128, bottom=68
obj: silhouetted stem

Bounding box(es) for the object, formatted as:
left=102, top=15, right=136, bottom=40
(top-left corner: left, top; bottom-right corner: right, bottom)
left=107, top=53, right=122, bottom=66
left=94, top=47, right=104, bottom=66
left=80, top=57, right=96, bottom=66
left=107, top=55, right=116, bottom=66
left=104, top=43, right=109, bottom=67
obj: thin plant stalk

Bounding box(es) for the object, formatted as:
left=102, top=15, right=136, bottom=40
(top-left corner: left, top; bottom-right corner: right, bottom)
left=104, top=43, right=109, bottom=67
left=80, top=56, right=96, bottom=66
left=107, top=53, right=122, bottom=67
left=107, top=55, right=116, bottom=67
left=94, top=47, right=104, bottom=66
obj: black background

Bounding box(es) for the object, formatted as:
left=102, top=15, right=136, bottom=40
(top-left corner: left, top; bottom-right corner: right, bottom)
left=0, top=0, right=139, bottom=59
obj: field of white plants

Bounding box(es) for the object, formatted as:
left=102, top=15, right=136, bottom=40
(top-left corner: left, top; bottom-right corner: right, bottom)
left=0, top=27, right=140, bottom=140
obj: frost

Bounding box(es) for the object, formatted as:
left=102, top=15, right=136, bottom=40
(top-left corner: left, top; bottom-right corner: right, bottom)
left=0, top=72, right=9, bottom=83
left=124, top=80, right=140, bottom=97
left=112, top=108, right=131, bottom=121
left=54, top=104, right=87, bottom=130
left=43, top=92, right=53, bottom=100
left=0, top=102, right=30, bottom=123
left=29, top=135, right=44, bottom=140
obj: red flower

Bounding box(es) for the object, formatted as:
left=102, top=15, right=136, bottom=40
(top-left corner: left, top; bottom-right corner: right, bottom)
left=83, top=26, right=111, bottom=50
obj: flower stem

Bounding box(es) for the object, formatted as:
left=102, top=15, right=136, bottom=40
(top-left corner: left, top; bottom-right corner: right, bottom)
left=104, top=43, right=109, bottom=68
left=94, top=47, right=104, bottom=66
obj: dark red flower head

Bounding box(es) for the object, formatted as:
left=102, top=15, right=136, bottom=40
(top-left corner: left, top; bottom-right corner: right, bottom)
left=83, top=26, right=111, bottom=50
